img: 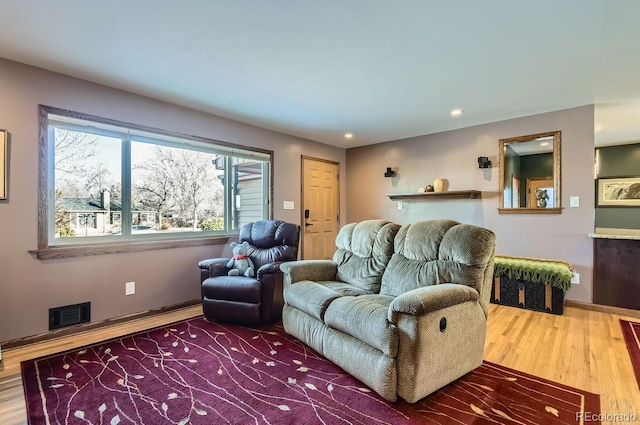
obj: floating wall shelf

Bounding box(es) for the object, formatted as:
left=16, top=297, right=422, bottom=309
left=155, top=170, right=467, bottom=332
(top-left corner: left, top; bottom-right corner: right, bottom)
left=386, top=190, right=481, bottom=201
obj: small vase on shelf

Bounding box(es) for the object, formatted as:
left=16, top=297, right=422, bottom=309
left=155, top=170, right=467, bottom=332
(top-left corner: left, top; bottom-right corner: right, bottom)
left=433, top=178, right=444, bottom=193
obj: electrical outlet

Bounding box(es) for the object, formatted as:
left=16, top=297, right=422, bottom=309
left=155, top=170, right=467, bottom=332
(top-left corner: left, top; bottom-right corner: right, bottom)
left=398, top=202, right=403, bottom=210
left=125, top=281, right=136, bottom=295
left=571, top=271, right=580, bottom=284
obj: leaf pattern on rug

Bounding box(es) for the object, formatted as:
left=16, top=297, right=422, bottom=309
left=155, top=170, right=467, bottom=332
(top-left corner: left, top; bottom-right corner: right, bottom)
left=22, top=318, right=600, bottom=425
left=546, top=406, right=560, bottom=417
left=470, top=404, right=490, bottom=419
left=491, top=407, right=515, bottom=421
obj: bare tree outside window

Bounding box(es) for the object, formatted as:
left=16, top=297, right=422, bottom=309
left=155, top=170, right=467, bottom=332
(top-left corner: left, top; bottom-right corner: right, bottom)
left=54, top=129, right=121, bottom=237
left=132, top=143, right=224, bottom=232
left=54, top=129, right=121, bottom=197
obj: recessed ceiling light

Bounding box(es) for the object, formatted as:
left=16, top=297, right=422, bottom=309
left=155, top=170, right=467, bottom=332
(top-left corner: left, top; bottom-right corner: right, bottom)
left=450, top=108, right=463, bottom=116
left=344, top=133, right=353, bottom=139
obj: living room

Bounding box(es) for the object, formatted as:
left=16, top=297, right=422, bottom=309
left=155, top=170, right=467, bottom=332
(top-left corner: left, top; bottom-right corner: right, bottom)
left=1, top=2, right=639, bottom=424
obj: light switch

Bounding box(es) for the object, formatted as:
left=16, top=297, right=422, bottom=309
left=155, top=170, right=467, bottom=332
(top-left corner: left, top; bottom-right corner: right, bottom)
left=283, top=201, right=295, bottom=210
left=569, top=196, right=580, bottom=207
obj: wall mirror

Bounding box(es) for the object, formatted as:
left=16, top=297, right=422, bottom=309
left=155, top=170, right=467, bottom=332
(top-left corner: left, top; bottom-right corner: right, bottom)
left=498, top=131, right=561, bottom=214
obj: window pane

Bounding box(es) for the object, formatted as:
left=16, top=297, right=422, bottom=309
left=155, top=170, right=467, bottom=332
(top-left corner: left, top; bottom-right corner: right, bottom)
left=232, top=157, right=266, bottom=230
left=54, top=129, right=122, bottom=239
left=131, top=141, right=224, bottom=234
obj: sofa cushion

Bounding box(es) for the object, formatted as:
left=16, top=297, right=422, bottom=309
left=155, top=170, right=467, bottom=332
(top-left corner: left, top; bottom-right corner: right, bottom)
left=201, top=276, right=260, bottom=303
left=324, top=294, right=398, bottom=357
left=240, top=220, right=300, bottom=270
left=318, top=281, right=370, bottom=297
left=380, top=220, right=495, bottom=301
left=283, top=281, right=341, bottom=321
left=333, top=220, right=401, bottom=293
left=283, top=280, right=369, bottom=321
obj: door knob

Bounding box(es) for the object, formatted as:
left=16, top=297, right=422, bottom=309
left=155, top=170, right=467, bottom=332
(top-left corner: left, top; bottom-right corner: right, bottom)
left=305, top=223, right=313, bottom=227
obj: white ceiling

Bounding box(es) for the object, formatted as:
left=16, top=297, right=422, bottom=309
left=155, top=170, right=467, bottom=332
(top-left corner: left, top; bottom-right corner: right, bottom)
left=595, top=102, right=640, bottom=147
left=1, top=0, right=640, bottom=148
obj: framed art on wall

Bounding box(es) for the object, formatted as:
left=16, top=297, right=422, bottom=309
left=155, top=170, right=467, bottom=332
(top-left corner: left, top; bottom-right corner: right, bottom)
left=0, top=129, right=6, bottom=199
left=597, top=177, right=640, bottom=206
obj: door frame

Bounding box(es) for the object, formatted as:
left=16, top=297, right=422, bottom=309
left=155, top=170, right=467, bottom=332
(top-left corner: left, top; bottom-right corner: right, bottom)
left=300, top=155, right=341, bottom=260
left=526, top=176, right=554, bottom=208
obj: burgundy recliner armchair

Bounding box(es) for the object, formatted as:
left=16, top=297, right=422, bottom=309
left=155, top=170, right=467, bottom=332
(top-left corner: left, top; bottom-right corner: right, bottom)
left=199, top=220, right=300, bottom=325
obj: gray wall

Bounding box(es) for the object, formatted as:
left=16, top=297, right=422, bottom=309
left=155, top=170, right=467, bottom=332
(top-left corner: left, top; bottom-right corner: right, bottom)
left=0, top=58, right=345, bottom=343
left=519, top=153, right=554, bottom=207
left=346, top=105, right=595, bottom=303
left=595, top=142, right=640, bottom=229
left=503, top=145, right=520, bottom=208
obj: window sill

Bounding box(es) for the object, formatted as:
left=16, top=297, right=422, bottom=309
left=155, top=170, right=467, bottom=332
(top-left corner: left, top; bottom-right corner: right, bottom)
left=30, top=236, right=231, bottom=260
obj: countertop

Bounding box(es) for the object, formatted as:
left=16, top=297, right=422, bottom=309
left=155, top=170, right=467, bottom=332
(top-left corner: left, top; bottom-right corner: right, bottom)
left=588, top=227, right=640, bottom=240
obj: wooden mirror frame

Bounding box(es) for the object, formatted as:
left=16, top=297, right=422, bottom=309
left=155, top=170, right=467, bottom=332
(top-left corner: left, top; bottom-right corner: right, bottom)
left=498, top=130, right=561, bottom=214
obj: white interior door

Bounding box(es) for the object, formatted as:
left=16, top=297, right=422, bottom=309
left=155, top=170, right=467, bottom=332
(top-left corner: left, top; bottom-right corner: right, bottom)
left=301, top=156, right=340, bottom=260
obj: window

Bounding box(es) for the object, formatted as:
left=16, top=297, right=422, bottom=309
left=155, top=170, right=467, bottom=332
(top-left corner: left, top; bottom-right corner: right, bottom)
left=37, top=106, right=272, bottom=258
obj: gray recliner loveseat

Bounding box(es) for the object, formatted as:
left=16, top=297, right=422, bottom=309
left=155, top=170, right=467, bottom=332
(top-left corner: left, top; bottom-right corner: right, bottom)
left=280, top=219, right=496, bottom=403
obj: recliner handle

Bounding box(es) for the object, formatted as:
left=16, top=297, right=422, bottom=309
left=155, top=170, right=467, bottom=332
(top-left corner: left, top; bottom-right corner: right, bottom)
left=439, top=317, right=447, bottom=332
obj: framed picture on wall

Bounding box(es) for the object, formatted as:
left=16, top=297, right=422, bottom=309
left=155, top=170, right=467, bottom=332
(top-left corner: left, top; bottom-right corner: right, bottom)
left=597, top=177, right=640, bottom=206
left=0, top=129, right=7, bottom=200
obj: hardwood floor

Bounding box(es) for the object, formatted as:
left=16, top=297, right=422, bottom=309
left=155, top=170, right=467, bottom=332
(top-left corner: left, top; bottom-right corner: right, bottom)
left=484, top=304, right=640, bottom=424
left=1, top=303, right=638, bottom=424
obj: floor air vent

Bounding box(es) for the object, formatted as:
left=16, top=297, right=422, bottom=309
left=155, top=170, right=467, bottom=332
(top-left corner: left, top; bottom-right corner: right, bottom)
left=49, top=302, right=91, bottom=330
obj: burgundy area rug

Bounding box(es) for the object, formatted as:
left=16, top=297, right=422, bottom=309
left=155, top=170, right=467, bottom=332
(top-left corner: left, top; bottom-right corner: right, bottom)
left=621, top=319, right=640, bottom=388
left=22, top=317, right=600, bottom=425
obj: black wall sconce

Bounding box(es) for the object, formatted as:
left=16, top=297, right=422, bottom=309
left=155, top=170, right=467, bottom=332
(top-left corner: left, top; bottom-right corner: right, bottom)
left=384, top=167, right=396, bottom=177
left=477, top=157, right=492, bottom=169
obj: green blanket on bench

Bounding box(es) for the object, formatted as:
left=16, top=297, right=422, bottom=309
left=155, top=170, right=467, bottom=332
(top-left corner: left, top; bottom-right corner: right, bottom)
left=494, top=255, right=573, bottom=291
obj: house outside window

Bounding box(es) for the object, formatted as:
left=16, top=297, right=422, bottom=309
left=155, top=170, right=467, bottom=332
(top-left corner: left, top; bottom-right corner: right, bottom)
left=37, top=106, right=272, bottom=257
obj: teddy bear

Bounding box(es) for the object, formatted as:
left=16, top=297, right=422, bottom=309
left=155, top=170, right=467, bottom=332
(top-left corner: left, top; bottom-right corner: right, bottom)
left=226, top=241, right=255, bottom=277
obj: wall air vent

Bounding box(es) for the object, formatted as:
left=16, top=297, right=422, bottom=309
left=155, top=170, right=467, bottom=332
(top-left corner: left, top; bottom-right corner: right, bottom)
left=49, top=302, right=91, bottom=330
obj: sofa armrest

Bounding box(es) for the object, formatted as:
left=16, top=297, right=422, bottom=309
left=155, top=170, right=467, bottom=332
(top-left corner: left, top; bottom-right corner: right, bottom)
left=388, top=284, right=479, bottom=323
left=198, top=257, right=231, bottom=281
left=280, top=260, right=338, bottom=285
left=257, top=261, right=284, bottom=280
